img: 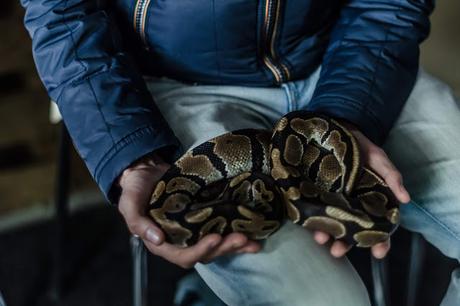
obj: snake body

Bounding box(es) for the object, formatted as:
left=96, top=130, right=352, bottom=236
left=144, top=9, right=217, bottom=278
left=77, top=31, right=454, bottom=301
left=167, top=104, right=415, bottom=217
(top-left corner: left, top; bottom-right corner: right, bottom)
left=148, top=111, right=400, bottom=247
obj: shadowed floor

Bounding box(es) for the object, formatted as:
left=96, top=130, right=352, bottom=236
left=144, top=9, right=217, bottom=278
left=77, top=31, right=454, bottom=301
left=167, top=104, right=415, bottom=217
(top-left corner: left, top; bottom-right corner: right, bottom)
left=0, top=204, right=188, bottom=306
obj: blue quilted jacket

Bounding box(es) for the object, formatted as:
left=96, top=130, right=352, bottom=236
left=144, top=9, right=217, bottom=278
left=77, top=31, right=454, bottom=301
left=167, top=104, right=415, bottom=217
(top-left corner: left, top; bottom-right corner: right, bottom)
left=20, top=0, right=434, bottom=202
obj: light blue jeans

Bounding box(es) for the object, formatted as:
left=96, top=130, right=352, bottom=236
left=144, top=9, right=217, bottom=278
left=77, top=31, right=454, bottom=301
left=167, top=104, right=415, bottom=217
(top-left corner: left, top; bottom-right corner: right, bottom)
left=145, top=67, right=460, bottom=306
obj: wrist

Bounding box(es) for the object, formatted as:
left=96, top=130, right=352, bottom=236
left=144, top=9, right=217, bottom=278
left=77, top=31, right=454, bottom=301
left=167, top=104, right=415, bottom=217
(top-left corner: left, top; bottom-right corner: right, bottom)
left=118, top=152, right=166, bottom=187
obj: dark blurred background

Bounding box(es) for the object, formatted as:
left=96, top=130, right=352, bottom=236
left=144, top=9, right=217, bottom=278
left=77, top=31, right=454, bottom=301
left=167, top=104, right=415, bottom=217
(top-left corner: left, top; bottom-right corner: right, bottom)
left=0, top=1, right=458, bottom=306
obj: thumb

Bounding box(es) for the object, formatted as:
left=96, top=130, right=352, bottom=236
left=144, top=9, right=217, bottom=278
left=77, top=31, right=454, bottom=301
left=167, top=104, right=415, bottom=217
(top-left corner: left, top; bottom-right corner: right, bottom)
left=132, top=215, right=165, bottom=245
left=118, top=186, right=165, bottom=245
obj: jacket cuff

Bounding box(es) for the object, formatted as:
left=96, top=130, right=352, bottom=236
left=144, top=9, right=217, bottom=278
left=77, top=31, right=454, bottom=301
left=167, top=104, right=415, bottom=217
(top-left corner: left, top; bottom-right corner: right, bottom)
left=95, top=125, right=182, bottom=205
left=307, top=98, right=385, bottom=145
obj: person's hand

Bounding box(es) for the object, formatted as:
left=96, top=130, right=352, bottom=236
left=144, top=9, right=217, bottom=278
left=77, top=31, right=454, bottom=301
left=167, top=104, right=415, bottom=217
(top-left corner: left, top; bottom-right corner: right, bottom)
left=312, top=121, right=411, bottom=259
left=117, top=153, right=261, bottom=268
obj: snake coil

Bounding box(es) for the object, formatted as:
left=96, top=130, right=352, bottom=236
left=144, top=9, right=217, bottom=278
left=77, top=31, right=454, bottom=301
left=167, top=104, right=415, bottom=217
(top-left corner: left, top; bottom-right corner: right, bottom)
left=148, top=111, right=400, bottom=247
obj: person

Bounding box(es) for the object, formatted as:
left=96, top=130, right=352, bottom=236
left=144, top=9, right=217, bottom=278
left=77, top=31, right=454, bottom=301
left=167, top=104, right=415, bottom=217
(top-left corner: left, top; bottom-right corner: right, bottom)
left=20, top=0, right=459, bottom=305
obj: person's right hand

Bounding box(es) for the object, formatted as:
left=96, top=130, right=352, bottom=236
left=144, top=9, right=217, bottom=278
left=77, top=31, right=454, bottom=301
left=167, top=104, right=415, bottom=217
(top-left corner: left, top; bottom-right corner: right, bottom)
left=117, top=153, right=261, bottom=269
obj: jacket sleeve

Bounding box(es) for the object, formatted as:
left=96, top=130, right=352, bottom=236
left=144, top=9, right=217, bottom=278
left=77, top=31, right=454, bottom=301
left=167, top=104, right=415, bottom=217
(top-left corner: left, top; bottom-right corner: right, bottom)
left=307, top=0, right=434, bottom=145
left=20, top=0, right=182, bottom=203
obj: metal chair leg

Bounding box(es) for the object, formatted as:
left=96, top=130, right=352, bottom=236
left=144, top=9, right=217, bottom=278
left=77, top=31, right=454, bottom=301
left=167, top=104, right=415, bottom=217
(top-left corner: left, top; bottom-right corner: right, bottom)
left=50, top=123, right=71, bottom=302
left=131, top=235, right=148, bottom=306
left=406, top=233, right=426, bottom=306
left=371, top=255, right=390, bottom=306
left=0, top=290, right=6, bottom=306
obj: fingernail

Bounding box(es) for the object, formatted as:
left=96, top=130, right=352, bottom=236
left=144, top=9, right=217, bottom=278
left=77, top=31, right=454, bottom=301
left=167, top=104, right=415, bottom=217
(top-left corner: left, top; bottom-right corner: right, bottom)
left=400, top=185, right=411, bottom=200
left=399, top=184, right=405, bottom=193
left=208, top=239, right=220, bottom=250
left=233, top=242, right=244, bottom=249
left=400, top=183, right=410, bottom=194
left=146, top=228, right=161, bottom=245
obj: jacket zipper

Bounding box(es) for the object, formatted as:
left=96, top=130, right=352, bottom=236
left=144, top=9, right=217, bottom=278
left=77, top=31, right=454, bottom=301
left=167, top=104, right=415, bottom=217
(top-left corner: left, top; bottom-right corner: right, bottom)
left=133, top=0, right=152, bottom=46
left=261, top=0, right=290, bottom=84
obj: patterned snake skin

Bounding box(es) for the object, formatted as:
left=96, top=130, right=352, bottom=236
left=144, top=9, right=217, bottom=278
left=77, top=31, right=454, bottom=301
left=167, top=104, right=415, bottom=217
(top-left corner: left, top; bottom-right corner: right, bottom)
left=148, top=111, right=400, bottom=247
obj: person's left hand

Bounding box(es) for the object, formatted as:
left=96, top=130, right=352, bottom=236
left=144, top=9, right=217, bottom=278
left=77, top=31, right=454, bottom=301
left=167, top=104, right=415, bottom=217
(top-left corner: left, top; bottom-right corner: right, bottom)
left=312, top=120, right=411, bottom=259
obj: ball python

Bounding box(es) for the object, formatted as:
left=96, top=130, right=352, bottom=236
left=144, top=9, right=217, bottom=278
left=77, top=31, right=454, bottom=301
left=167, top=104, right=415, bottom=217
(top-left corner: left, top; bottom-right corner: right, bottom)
left=147, top=111, right=400, bottom=247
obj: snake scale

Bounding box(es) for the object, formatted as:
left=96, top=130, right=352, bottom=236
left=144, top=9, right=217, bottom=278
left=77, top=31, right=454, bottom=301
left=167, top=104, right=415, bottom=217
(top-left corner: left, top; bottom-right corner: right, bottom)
left=148, top=111, right=400, bottom=248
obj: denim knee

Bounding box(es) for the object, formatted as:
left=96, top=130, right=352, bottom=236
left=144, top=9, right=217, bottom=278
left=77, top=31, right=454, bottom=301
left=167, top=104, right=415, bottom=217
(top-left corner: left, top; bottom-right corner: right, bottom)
left=401, top=202, right=460, bottom=261
left=196, top=222, right=371, bottom=306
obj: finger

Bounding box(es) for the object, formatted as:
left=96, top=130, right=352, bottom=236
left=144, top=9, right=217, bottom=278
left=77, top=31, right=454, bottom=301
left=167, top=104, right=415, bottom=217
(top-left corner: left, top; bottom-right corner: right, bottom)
left=383, top=166, right=411, bottom=204
left=201, top=233, right=249, bottom=262
left=119, top=188, right=164, bottom=245
left=330, top=241, right=352, bottom=258
left=371, top=239, right=391, bottom=259
left=146, top=234, right=222, bottom=268
left=176, top=234, right=223, bottom=267
left=236, top=241, right=262, bottom=254
left=313, top=231, right=330, bottom=245
left=367, top=148, right=411, bottom=204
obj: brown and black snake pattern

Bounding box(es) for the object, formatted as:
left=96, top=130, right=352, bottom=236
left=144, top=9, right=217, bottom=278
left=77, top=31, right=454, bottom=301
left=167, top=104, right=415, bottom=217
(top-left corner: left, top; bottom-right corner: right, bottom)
left=148, top=111, right=400, bottom=247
